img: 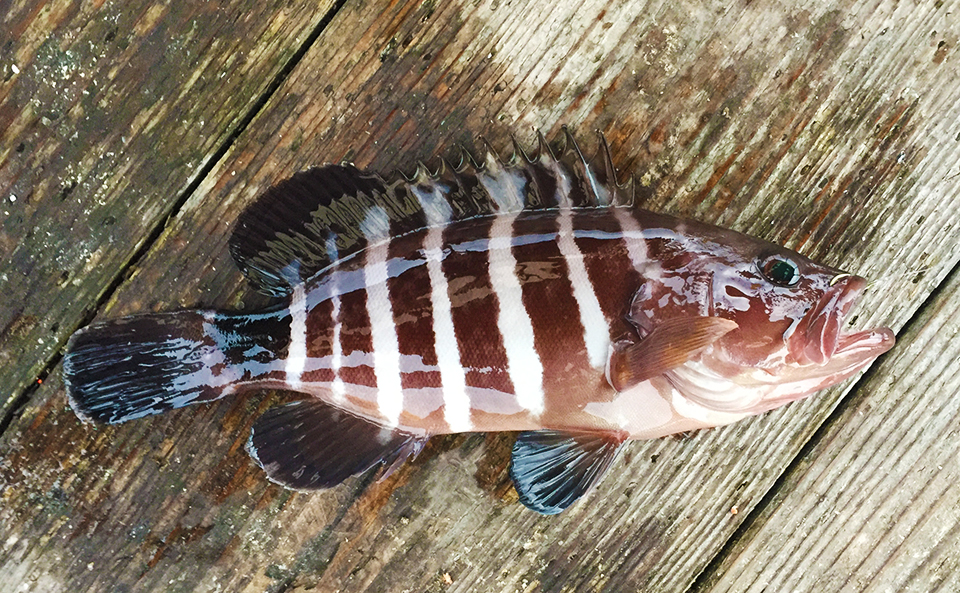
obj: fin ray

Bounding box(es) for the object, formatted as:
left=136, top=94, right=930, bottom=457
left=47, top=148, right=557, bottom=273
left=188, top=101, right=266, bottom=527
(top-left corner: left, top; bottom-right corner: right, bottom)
left=64, top=312, right=235, bottom=424
left=247, top=400, right=426, bottom=489
left=608, top=316, right=739, bottom=391
left=509, top=430, right=624, bottom=515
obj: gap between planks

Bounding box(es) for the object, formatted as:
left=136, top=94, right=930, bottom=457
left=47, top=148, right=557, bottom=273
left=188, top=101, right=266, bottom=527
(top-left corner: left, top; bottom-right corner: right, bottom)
left=0, top=0, right=350, bottom=438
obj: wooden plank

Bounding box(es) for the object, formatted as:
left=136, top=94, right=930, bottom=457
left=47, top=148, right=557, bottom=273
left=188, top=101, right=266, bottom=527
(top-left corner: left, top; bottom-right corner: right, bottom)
left=2, top=0, right=959, bottom=591
left=698, top=269, right=960, bottom=593
left=0, top=0, right=337, bottom=420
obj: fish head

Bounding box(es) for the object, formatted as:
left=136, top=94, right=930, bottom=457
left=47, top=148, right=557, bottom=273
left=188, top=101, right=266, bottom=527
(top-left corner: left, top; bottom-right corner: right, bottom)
left=628, top=225, right=895, bottom=417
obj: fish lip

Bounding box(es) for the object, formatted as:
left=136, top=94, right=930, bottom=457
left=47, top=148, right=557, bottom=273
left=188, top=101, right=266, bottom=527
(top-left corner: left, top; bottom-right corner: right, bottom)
left=789, top=275, right=892, bottom=365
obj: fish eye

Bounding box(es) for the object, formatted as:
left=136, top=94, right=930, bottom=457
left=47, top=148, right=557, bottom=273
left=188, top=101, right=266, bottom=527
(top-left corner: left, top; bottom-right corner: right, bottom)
left=758, top=255, right=800, bottom=287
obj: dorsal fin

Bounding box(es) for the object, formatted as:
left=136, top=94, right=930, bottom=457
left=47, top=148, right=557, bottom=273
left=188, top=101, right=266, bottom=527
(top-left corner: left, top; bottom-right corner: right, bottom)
left=228, top=132, right=634, bottom=296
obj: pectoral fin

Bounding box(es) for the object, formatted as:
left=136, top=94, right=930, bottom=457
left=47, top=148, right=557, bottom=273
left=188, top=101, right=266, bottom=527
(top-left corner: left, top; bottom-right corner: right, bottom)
left=509, top=431, right=625, bottom=515
left=247, top=400, right=426, bottom=490
left=607, top=316, right=738, bottom=391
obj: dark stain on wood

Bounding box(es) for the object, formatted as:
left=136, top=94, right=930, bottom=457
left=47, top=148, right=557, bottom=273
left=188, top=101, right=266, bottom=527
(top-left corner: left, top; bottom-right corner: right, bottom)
left=474, top=432, right=519, bottom=501
left=0, top=0, right=339, bottom=421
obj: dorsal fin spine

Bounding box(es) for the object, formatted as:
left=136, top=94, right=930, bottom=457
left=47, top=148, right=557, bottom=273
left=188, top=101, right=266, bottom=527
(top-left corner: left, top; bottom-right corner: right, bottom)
left=536, top=131, right=556, bottom=162
left=482, top=145, right=503, bottom=174
left=460, top=142, right=484, bottom=169
left=511, top=135, right=534, bottom=164
left=562, top=127, right=608, bottom=208
left=478, top=136, right=503, bottom=166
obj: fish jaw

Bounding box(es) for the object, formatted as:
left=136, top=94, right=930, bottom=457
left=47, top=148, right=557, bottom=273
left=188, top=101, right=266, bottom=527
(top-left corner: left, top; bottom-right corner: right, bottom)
left=747, top=275, right=895, bottom=412
left=788, top=275, right=876, bottom=365
left=757, top=325, right=894, bottom=409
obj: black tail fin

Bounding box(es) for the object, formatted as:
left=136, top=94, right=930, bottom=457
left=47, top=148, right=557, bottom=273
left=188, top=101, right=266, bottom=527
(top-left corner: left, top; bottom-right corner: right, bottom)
left=64, top=311, right=241, bottom=424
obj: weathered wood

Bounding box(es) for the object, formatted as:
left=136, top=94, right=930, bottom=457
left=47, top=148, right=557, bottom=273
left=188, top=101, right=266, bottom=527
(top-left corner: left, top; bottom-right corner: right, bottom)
left=699, top=267, right=960, bottom=593
left=1, top=0, right=959, bottom=591
left=0, top=0, right=337, bottom=420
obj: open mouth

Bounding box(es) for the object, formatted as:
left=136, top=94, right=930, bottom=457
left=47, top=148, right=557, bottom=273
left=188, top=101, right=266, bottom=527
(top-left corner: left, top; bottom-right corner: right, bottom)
left=788, top=275, right=895, bottom=366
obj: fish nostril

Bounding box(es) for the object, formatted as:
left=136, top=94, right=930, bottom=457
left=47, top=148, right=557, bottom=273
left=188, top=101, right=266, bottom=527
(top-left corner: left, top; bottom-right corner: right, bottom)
left=830, top=273, right=852, bottom=286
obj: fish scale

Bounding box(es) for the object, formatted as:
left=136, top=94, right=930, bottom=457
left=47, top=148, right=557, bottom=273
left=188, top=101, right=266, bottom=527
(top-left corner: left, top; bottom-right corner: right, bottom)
left=63, top=132, right=894, bottom=514
left=269, top=209, right=641, bottom=433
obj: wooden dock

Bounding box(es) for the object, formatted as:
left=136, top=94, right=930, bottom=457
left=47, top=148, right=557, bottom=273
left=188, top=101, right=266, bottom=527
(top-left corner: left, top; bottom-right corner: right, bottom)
left=2, top=0, right=959, bottom=590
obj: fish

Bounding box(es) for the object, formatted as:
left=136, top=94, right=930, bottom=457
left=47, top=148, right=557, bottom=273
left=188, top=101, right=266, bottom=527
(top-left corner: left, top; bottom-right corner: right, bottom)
left=64, top=131, right=895, bottom=515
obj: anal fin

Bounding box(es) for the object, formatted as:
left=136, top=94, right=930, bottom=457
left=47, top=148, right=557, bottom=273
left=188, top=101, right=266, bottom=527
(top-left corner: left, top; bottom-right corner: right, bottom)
left=247, top=400, right=426, bottom=490
left=509, top=431, right=625, bottom=515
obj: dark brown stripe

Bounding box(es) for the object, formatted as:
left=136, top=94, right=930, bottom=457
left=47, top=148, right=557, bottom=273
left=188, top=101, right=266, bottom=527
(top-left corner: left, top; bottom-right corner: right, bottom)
left=511, top=213, right=594, bottom=416
left=573, top=210, right=646, bottom=339
left=387, top=229, right=443, bottom=391
left=399, top=370, right=443, bottom=391
left=304, top=297, right=335, bottom=359
left=523, top=160, right=557, bottom=209
left=443, top=217, right=516, bottom=396
left=383, top=181, right=429, bottom=238
left=300, top=367, right=336, bottom=385
left=336, top=285, right=377, bottom=390
left=302, top=281, right=340, bottom=386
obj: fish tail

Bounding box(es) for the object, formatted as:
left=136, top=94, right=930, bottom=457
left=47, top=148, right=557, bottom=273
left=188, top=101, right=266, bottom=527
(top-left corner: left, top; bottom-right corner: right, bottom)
left=64, top=310, right=246, bottom=424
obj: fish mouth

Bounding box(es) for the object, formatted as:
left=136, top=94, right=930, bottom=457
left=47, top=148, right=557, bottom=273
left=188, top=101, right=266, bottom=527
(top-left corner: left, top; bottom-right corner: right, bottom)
left=788, top=275, right=895, bottom=367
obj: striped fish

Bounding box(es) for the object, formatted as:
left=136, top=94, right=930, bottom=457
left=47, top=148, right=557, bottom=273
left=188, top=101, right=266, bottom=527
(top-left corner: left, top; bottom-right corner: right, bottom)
left=64, top=132, right=894, bottom=514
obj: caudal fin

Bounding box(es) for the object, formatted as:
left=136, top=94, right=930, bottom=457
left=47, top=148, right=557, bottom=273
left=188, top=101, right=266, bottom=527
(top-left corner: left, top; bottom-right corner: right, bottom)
left=64, top=311, right=237, bottom=424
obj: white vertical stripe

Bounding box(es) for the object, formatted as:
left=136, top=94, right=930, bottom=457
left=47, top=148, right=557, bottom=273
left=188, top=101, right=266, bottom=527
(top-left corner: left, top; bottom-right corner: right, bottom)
left=410, top=182, right=453, bottom=226
left=488, top=212, right=545, bottom=415
left=415, top=185, right=473, bottom=432
left=326, top=236, right=346, bottom=403
left=363, top=208, right=404, bottom=426
left=544, top=159, right=574, bottom=209
left=581, top=160, right=612, bottom=206
left=329, top=291, right=346, bottom=403
left=541, top=158, right=610, bottom=369
left=542, top=154, right=609, bottom=368
left=477, top=166, right=527, bottom=211
left=286, top=284, right=307, bottom=390
left=557, top=210, right=609, bottom=369
left=424, top=226, right=472, bottom=432
left=613, top=207, right=651, bottom=272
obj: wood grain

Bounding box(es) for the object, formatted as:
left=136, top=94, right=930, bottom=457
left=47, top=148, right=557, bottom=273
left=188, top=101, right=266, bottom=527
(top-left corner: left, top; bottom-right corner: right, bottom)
left=0, top=0, right=336, bottom=419
left=1, top=0, right=958, bottom=591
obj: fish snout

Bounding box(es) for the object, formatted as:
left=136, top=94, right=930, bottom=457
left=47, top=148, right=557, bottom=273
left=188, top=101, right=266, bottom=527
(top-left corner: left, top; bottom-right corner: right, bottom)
left=789, top=275, right=867, bottom=365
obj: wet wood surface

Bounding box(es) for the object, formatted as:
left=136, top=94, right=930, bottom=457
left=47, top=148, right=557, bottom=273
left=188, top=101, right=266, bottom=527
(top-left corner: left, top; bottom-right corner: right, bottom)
left=1, top=0, right=959, bottom=591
